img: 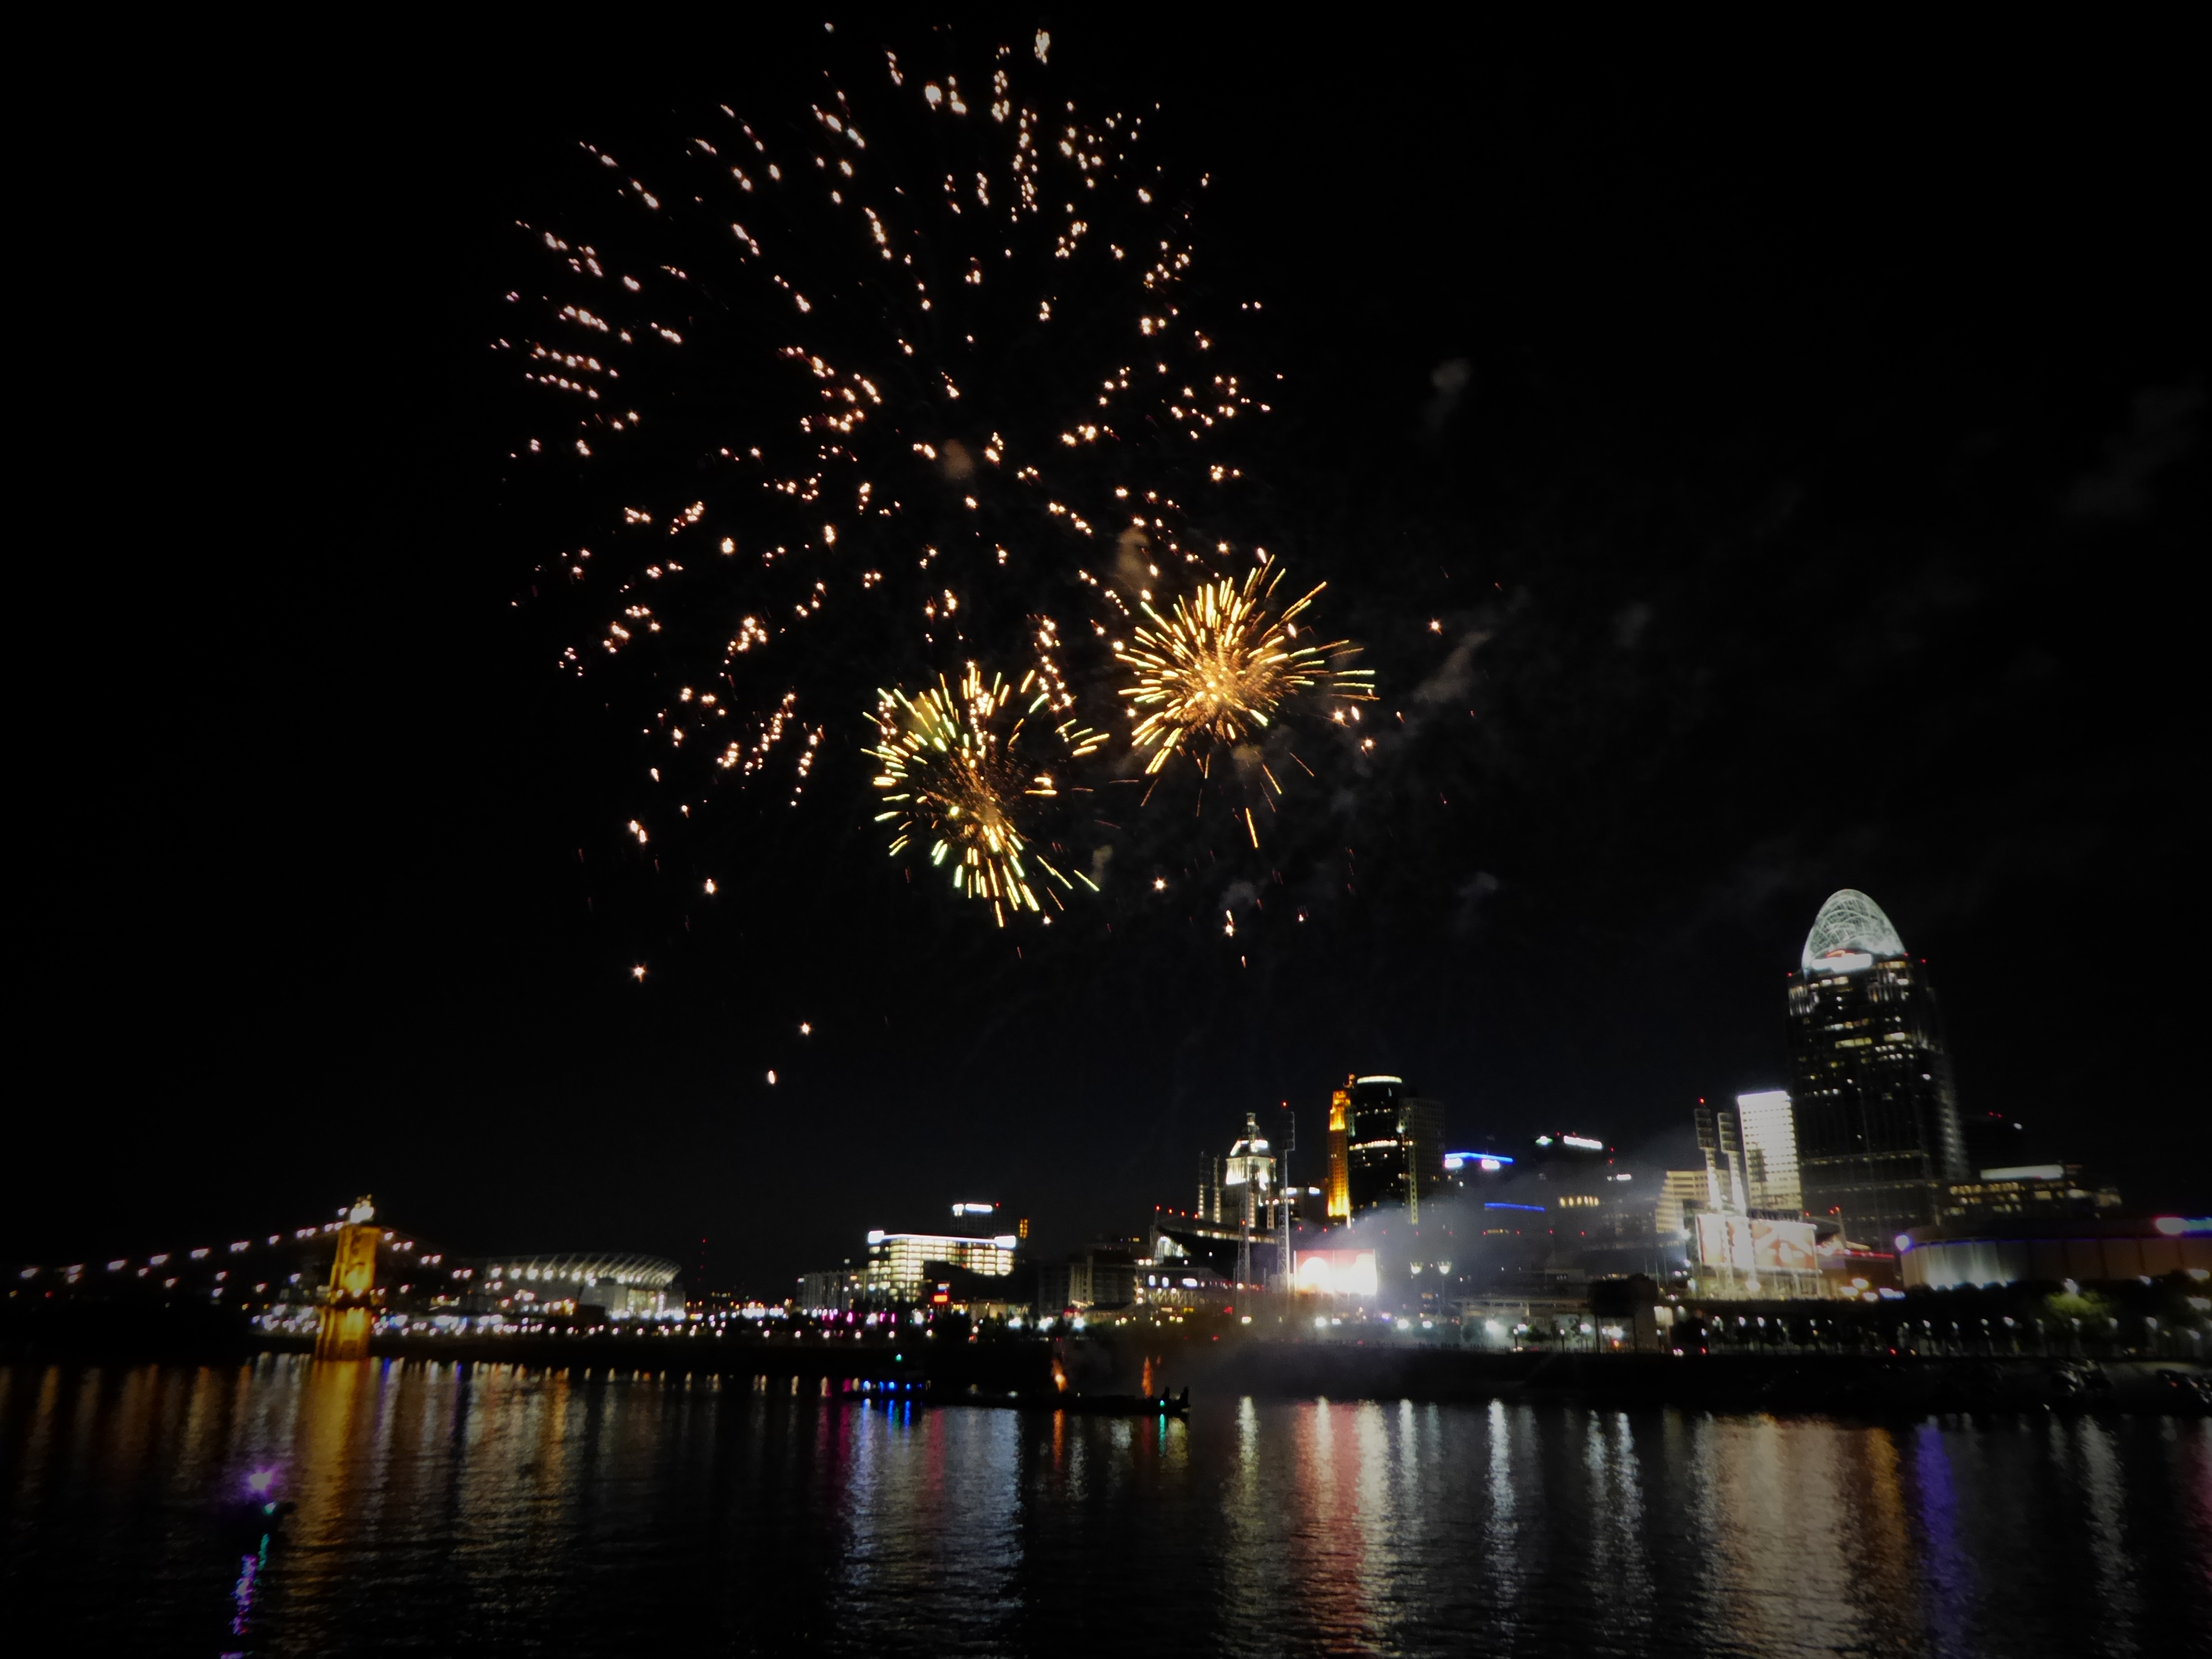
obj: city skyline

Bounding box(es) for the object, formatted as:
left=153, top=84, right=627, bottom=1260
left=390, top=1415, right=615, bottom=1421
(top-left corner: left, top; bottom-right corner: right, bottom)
left=11, top=24, right=2201, bottom=1295
left=12, top=28, right=2207, bottom=1659
left=8, top=834, right=2194, bottom=1296
left=9, top=883, right=2168, bottom=1301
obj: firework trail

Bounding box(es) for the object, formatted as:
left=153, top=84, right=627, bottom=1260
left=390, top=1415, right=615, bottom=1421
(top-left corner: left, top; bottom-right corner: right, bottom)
left=505, top=27, right=1373, bottom=932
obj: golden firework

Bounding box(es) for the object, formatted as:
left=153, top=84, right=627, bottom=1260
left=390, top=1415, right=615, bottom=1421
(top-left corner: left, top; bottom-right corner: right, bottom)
left=1118, top=564, right=1373, bottom=777
left=870, top=663, right=1103, bottom=926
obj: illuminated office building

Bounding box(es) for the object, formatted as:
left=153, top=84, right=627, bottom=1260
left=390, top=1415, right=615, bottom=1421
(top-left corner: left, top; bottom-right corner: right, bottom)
left=1735, top=1090, right=1802, bottom=1213
left=863, top=1229, right=1018, bottom=1299
left=1939, top=1165, right=2122, bottom=1225
left=1693, top=1098, right=1802, bottom=1217
left=1786, top=889, right=1966, bottom=1244
left=1340, top=1076, right=1446, bottom=1218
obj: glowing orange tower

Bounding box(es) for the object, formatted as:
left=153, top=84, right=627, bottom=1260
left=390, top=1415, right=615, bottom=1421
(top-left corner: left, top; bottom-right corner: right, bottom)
left=313, top=1196, right=382, bottom=1360
left=1326, top=1087, right=1352, bottom=1223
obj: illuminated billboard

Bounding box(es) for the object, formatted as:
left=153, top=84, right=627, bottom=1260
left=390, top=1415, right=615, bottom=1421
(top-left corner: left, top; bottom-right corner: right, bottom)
left=1294, top=1248, right=1379, bottom=1298
left=1692, top=1213, right=1819, bottom=1274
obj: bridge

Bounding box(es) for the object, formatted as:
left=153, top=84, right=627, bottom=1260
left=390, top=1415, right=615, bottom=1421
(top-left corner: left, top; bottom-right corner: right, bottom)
left=9, top=1198, right=679, bottom=1360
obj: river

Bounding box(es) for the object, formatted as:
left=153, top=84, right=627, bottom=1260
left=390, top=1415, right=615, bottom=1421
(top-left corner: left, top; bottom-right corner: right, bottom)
left=4, top=1356, right=2205, bottom=1656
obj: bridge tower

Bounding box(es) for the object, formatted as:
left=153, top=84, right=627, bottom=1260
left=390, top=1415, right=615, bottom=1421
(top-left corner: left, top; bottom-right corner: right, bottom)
left=313, top=1196, right=381, bottom=1360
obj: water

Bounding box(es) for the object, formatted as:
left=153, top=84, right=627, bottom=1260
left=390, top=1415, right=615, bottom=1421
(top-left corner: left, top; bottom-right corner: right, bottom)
left=4, top=1357, right=2206, bottom=1657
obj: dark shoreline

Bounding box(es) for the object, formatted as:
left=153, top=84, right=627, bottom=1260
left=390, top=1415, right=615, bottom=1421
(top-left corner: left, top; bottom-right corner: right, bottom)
left=4, top=1312, right=2203, bottom=1418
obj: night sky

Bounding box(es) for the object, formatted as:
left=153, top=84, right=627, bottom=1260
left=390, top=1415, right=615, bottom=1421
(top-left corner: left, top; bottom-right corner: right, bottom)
left=19, top=24, right=2202, bottom=1288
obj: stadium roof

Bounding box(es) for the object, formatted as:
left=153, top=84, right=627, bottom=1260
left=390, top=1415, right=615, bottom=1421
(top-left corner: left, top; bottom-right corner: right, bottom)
left=482, top=1253, right=680, bottom=1288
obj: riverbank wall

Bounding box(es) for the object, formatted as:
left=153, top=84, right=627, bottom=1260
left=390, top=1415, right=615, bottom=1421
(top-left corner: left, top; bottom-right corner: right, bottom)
left=4, top=1307, right=2203, bottom=1415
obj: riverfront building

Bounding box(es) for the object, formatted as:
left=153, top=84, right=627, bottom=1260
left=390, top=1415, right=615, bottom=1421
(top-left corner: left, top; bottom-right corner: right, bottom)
left=1786, top=890, right=1967, bottom=1245
left=1900, top=1214, right=2211, bottom=1289
left=1940, top=1165, right=2122, bottom=1225
left=1734, top=1090, right=1802, bottom=1213
left=474, top=1253, right=684, bottom=1320
left=1036, top=1249, right=1139, bottom=1315
left=1186, top=1112, right=1295, bottom=1285
left=863, top=1229, right=1018, bottom=1300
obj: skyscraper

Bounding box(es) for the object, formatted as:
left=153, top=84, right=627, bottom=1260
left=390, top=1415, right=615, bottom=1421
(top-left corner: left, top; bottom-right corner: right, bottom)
left=1786, top=889, right=1966, bottom=1244
left=1325, top=1087, right=1352, bottom=1223
left=1339, top=1075, right=1446, bottom=1218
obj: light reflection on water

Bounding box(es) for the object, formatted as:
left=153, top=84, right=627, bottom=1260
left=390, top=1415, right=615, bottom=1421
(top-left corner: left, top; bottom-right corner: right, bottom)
left=2, top=1356, right=2206, bottom=1657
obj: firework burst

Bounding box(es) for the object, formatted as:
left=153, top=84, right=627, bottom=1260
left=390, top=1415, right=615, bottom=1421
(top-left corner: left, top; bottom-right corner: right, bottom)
left=870, top=664, right=1104, bottom=926
left=507, top=29, right=1285, bottom=926
left=1118, top=561, right=1373, bottom=787
left=505, top=30, right=1383, bottom=948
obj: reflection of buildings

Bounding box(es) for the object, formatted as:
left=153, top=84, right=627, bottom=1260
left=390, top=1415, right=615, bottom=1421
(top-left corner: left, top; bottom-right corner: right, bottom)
left=1787, top=889, right=1966, bottom=1243
left=1340, top=1076, right=1446, bottom=1218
